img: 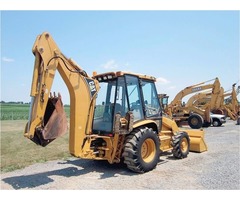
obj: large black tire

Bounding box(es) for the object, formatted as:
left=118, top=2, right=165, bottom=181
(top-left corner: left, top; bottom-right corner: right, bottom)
left=171, top=132, right=190, bottom=159
left=188, top=114, right=203, bottom=129
left=123, top=127, right=160, bottom=173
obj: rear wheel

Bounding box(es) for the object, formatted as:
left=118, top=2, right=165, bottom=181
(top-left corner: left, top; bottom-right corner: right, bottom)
left=171, top=132, right=190, bottom=159
left=188, top=114, right=203, bottom=129
left=123, top=127, right=160, bottom=173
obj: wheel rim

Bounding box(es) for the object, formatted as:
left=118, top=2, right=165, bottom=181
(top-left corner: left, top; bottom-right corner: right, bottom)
left=181, top=138, right=188, bottom=153
left=191, top=118, right=198, bottom=126
left=213, top=121, right=218, bottom=126
left=141, top=138, right=156, bottom=163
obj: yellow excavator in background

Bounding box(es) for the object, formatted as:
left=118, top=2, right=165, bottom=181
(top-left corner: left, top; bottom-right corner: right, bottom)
left=159, top=78, right=222, bottom=129
left=184, top=88, right=227, bottom=127
left=223, top=84, right=240, bottom=120
left=24, top=32, right=207, bottom=173
left=188, top=84, right=239, bottom=121
left=185, top=91, right=212, bottom=109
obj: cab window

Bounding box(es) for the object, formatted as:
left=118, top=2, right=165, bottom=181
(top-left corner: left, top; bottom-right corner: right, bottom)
left=141, top=80, right=161, bottom=117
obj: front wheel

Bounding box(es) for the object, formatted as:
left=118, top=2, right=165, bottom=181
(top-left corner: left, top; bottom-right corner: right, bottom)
left=171, top=132, right=190, bottom=159
left=123, top=127, right=160, bottom=173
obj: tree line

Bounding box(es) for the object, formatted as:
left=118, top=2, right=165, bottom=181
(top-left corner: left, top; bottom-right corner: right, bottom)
left=0, top=101, right=30, bottom=104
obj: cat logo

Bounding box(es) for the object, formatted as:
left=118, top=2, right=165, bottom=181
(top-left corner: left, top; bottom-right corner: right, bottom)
left=86, top=78, right=97, bottom=97
left=89, top=81, right=96, bottom=92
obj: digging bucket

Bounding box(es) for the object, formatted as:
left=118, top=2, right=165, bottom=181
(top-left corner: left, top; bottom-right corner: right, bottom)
left=31, top=93, right=68, bottom=147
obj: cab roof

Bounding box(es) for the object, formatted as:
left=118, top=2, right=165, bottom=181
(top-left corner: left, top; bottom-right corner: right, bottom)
left=93, top=71, right=156, bottom=82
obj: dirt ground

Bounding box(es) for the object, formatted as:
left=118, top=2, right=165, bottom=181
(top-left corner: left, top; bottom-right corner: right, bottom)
left=1, top=120, right=239, bottom=190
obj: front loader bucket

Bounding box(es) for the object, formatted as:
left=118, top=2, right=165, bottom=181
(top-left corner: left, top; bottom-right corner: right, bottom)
left=162, top=116, right=207, bottom=152
left=31, top=93, right=68, bottom=147
left=185, top=129, right=208, bottom=152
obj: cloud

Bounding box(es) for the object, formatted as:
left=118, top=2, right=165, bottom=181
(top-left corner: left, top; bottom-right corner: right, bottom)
left=2, top=57, right=14, bottom=62
left=156, top=77, right=170, bottom=84
left=101, top=59, right=118, bottom=69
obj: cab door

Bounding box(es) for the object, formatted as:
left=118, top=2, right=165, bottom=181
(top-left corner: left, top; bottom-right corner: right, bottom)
left=125, top=75, right=144, bottom=122
left=141, top=80, right=162, bottom=128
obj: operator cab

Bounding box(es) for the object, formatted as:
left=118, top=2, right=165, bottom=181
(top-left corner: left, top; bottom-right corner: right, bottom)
left=158, top=94, right=169, bottom=110
left=92, top=71, right=162, bottom=135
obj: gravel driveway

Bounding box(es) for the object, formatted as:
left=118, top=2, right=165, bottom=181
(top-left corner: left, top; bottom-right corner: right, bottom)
left=1, top=120, right=239, bottom=190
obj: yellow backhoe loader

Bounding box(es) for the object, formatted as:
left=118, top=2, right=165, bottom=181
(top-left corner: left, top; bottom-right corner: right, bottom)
left=159, top=78, right=222, bottom=129
left=24, top=32, right=207, bottom=173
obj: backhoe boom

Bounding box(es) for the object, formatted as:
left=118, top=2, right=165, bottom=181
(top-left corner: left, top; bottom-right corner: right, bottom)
left=24, top=32, right=100, bottom=157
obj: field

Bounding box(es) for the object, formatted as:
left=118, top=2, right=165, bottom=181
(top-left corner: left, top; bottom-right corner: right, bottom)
left=1, top=103, right=29, bottom=120
left=0, top=103, right=70, bottom=120
left=0, top=103, right=71, bottom=172
left=1, top=120, right=70, bottom=172
left=0, top=103, right=106, bottom=172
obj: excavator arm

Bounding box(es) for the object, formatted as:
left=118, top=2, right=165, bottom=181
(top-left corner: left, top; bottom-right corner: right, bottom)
left=186, top=91, right=212, bottom=108
left=222, top=84, right=239, bottom=120
left=167, top=78, right=221, bottom=121
left=24, top=32, right=100, bottom=157
left=169, top=78, right=220, bottom=109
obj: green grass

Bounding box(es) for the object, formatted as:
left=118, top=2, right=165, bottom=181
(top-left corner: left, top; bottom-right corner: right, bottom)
left=0, top=103, right=29, bottom=120
left=0, top=103, right=70, bottom=120
left=1, top=120, right=71, bottom=172
left=0, top=103, right=103, bottom=172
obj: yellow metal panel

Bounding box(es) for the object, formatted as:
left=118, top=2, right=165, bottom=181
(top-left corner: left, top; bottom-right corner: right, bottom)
left=183, top=129, right=208, bottom=152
